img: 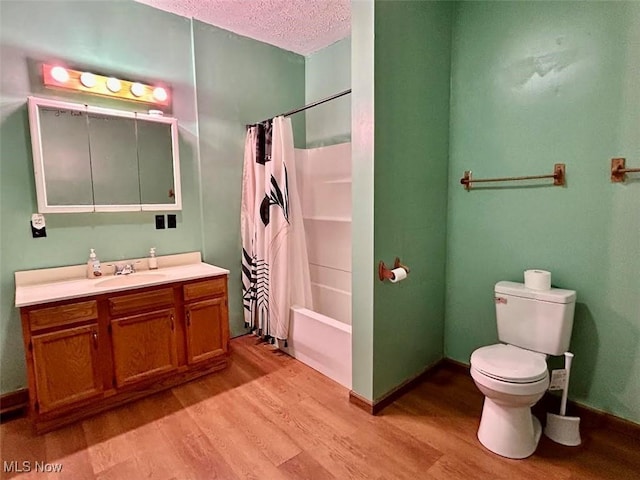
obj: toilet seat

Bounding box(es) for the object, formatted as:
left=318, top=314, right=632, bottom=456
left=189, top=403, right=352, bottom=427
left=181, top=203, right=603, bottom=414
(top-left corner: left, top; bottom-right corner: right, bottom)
left=471, top=344, right=547, bottom=384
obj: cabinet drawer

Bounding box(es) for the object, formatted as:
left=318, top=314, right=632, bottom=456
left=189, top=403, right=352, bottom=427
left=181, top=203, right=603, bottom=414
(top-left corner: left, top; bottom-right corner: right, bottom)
left=183, top=277, right=226, bottom=302
left=108, top=288, right=174, bottom=317
left=29, top=300, right=98, bottom=332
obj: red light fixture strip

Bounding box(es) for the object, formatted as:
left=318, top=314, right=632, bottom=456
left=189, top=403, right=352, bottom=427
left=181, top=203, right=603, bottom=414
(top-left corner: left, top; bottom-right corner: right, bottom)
left=42, top=64, right=170, bottom=106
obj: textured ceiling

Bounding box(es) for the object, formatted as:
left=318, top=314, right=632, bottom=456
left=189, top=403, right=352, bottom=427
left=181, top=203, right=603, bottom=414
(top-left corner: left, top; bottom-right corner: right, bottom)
left=134, top=0, right=350, bottom=55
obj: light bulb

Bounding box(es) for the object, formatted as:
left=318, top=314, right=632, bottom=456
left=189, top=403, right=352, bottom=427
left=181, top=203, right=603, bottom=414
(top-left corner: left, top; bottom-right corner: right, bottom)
left=152, top=87, right=168, bottom=102
left=130, top=82, right=145, bottom=97
left=80, top=72, right=96, bottom=88
left=106, top=77, right=122, bottom=93
left=51, top=66, right=69, bottom=83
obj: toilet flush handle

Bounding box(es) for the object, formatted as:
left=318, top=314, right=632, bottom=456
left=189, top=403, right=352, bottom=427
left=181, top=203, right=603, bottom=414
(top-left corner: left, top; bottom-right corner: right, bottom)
left=495, top=297, right=507, bottom=304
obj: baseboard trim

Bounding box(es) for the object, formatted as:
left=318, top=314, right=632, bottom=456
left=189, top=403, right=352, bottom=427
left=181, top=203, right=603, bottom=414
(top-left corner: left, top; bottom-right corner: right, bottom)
left=6, top=359, right=639, bottom=438
left=349, top=358, right=445, bottom=415
left=348, top=390, right=374, bottom=414
left=349, top=357, right=639, bottom=438
left=441, top=357, right=469, bottom=374
left=447, top=357, right=640, bottom=438
left=0, top=388, right=29, bottom=421
left=534, top=392, right=640, bottom=439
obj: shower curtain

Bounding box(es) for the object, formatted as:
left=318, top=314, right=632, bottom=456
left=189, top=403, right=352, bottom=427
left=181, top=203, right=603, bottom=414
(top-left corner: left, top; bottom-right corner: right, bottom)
left=241, top=116, right=312, bottom=344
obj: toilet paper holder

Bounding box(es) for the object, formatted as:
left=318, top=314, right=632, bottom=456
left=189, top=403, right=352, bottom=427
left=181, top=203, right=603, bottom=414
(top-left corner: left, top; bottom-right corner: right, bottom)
left=378, top=257, right=410, bottom=282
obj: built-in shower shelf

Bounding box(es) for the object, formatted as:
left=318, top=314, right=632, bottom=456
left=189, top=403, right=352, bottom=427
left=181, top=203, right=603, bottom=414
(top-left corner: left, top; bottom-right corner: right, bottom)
left=303, top=216, right=351, bottom=222
left=323, top=178, right=352, bottom=184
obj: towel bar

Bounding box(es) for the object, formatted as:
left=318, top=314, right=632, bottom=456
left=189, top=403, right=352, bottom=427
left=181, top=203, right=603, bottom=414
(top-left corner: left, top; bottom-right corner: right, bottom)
left=460, top=164, right=565, bottom=190
left=611, top=158, right=640, bottom=182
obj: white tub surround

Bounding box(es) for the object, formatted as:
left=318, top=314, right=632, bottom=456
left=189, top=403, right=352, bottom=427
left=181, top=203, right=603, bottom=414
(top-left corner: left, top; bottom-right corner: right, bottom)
left=283, top=142, right=352, bottom=389
left=15, top=252, right=229, bottom=307
left=283, top=307, right=352, bottom=389
left=296, top=142, right=352, bottom=325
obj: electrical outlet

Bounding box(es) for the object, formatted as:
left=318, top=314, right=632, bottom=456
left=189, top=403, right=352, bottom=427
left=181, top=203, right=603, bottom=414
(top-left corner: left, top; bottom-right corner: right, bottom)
left=31, top=213, right=47, bottom=238
left=548, top=368, right=567, bottom=391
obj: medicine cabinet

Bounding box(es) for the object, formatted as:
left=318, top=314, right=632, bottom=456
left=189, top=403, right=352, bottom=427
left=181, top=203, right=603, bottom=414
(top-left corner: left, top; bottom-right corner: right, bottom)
left=27, top=96, right=181, bottom=213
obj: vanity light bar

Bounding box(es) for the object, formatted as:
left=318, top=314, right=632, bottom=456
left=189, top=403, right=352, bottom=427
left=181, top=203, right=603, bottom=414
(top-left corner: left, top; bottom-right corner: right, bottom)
left=42, top=64, right=170, bottom=106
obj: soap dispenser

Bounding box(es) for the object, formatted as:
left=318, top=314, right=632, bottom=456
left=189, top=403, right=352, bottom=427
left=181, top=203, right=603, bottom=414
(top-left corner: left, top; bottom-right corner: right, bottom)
left=87, top=249, right=102, bottom=279
left=149, top=247, right=158, bottom=270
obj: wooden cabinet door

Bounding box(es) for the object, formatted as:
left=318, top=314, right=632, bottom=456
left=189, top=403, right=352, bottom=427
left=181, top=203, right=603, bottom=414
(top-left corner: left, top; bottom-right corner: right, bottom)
left=32, top=324, right=103, bottom=413
left=185, top=298, right=229, bottom=365
left=110, top=308, right=178, bottom=388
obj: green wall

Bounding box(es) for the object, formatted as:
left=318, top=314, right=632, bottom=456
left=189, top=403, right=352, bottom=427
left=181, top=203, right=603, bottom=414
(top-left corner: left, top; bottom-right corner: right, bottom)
left=0, top=1, right=306, bottom=393
left=4, top=0, right=636, bottom=426
left=305, top=37, right=351, bottom=147
left=446, top=1, right=640, bottom=423
left=192, top=20, right=306, bottom=338
left=351, top=0, right=453, bottom=401
left=0, top=0, right=201, bottom=394
left=351, top=0, right=376, bottom=399
left=371, top=0, right=453, bottom=399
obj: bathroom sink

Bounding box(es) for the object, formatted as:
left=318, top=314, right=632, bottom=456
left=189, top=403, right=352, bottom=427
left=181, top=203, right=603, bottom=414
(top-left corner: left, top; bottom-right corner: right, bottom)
left=95, top=273, right=167, bottom=288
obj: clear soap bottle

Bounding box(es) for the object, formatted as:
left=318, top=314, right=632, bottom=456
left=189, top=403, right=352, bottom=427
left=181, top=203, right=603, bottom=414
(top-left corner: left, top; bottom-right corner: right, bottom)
left=87, top=249, right=102, bottom=279
left=149, top=247, right=158, bottom=270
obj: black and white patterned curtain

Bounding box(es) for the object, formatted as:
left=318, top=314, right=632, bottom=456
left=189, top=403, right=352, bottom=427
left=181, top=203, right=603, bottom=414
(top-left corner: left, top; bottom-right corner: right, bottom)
left=241, top=117, right=312, bottom=344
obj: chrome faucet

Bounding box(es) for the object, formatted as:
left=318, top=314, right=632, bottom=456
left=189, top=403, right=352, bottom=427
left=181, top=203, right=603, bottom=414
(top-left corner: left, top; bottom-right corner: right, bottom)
left=112, top=261, right=141, bottom=275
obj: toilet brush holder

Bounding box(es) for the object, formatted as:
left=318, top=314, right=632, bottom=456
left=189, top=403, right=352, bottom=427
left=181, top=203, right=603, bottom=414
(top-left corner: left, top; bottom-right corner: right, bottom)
left=544, top=352, right=581, bottom=446
left=545, top=413, right=581, bottom=446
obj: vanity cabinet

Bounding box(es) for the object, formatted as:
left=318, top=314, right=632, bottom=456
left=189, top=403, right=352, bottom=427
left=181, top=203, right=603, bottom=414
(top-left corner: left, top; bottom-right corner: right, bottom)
left=31, top=324, right=104, bottom=414
left=110, top=308, right=179, bottom=388
left=183, top=278, right=229, bottom=365
left=26, top=300, right=103, bottom=414
left=107, top=287, right=178, bottom=387
left=19, top=274, right=229, bottom=433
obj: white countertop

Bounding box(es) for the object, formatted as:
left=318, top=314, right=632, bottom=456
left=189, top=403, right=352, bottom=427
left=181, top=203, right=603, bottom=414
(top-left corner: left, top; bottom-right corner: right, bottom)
left=15, top=252, right=230, bottom=308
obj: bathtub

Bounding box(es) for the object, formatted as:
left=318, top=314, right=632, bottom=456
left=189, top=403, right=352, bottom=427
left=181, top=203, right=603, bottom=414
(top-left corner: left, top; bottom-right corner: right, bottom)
left=285, top=143, right=352, bottom=389
left=283, top=307, right=352, bottom=389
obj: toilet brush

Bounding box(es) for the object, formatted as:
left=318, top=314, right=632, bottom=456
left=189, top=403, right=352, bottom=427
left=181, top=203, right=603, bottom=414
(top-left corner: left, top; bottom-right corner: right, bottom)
left=544, top=352, right=582, bottom=446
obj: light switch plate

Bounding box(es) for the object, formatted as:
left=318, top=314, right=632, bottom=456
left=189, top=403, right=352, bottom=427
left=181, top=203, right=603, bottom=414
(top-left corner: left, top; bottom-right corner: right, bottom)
left=155, top=215, right=165, bottom=229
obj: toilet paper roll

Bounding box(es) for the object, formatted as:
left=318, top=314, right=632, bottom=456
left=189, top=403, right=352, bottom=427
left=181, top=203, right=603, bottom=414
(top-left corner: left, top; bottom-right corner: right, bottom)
left=389, top=267, right=407, bottom=283
left=524, top=269, right=551, bottom=291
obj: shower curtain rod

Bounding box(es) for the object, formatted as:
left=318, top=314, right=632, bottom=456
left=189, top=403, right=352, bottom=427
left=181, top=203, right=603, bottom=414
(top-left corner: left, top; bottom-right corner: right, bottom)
left=247, top=89, right=351, bottom=127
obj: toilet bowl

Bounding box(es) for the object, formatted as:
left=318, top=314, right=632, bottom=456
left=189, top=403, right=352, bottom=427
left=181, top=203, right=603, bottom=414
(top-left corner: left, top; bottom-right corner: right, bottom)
left=470, top=280, right=576, bottom=459
left=470, top=344, right=549, bottom=459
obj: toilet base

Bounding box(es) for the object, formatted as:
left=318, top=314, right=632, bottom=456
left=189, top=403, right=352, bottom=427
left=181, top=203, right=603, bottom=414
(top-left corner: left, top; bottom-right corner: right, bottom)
left=477, top=397, right=542, bottom=459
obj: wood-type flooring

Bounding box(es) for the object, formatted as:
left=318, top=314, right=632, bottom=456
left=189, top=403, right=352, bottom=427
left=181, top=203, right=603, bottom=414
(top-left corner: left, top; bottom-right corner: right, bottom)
left=2, top=335, right=638, bottom=479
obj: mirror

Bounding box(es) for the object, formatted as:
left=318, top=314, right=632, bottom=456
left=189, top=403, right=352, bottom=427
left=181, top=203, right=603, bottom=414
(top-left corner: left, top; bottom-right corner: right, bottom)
left=38, top=107, right=93, bottom=206
left=27, top=96, right=181, bottom=213
left=87, top=113, right=140, bottom=206
left=137, top=120, right=176, bottom=205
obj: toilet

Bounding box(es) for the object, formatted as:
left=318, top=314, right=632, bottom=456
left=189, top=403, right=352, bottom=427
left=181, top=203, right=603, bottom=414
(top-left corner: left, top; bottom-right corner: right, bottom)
left=470, top=281, right=576, bottom=459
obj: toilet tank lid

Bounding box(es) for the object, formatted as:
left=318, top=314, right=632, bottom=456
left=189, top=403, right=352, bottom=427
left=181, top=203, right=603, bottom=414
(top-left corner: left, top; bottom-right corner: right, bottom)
left=495, top=281, right=576, bottom=304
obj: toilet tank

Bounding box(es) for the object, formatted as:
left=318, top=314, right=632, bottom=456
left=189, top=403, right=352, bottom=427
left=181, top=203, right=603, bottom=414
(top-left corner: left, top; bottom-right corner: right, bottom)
left=494, top=281, right=576, bottom=355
